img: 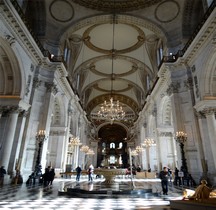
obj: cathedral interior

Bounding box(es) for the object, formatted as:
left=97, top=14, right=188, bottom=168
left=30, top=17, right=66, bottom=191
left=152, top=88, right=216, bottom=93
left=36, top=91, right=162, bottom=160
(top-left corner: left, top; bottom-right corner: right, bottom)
left=0, top=0, right=216, bottom=196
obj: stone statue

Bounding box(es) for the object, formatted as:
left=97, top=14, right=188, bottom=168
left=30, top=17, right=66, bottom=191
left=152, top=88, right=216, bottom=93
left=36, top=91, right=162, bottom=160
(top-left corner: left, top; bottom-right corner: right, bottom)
left=189, top=180, right=212, bottom=200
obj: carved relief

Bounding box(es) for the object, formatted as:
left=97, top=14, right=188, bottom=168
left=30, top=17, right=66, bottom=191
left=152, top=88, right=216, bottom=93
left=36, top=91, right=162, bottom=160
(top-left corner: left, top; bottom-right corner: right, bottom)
left=166, top=82, right=180, bottom=95
left=49, top=130, right=66, bottom=136
left=158, top=131, right=173, bottom=137
left=45, top=82, right=58, bottom=95
left=71, top=0, right=162, bottom=12
left=83, top=23, right=145, bottom=55
left=25, top=75, right=32, bottom=96
left=193, top=76, right=200, bottom=98
left=184, top=78, right=193, bottom=90
left=4, top=35, right=16, bottom=46
left=155, top=0, right=180, bottom=23
left=201, top=108, right=216, bottom=116
left=32, top=78, right=42, bottom=89
left=0, top=105, right=23, bottom=116
left=49, top=0, right=74, bottom=22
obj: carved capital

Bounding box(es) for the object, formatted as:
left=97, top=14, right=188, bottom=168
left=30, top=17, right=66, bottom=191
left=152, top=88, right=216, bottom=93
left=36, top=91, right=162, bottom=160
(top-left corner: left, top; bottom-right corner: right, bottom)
left=158, top=131, right=173, bottom=137
left=166, top=82, right=180, bottom=95
left=201, top=108, right=216, bottom=116
left=32, top=78, right=42, bottom=89
left=19, top=110, right=29, bottom=117
left=45, top=82, right=58, bottom=95
left=184, top=78, right=193, bottom=90
left=195, top=111, right=205, bottom=119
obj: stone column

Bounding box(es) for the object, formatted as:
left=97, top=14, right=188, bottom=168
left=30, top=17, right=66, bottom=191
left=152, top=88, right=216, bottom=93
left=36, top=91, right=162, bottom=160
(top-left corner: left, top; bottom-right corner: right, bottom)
left=72, top=144, right=79, bottom=170
left=0, top=106, right=4, bottom=119
left=167, top=82, right=182, bottom=130
left=39, top=82, right=57, bottom=171
left=1, top=106, right=20, bottom=171
left=156, top=134, right=163, bottom=171
left=203, top=108, right=216, bottom=169
left=13, top=111, right=28, bottom=171
left=195, top=112, right=209, bottom=178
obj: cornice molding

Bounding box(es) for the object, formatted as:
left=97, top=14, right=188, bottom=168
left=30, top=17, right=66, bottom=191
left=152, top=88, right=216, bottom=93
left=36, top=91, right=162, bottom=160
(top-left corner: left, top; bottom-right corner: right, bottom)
left=0, top=1, right=44, bottom=64
left=71, top=0, right=162, bottom=12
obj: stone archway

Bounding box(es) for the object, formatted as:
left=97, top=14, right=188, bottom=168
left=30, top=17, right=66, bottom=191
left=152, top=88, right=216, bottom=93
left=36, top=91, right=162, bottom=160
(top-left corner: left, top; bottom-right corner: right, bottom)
left=97, top=123, right=128, bottom=168
left=0, top=37, right=22, bottom=97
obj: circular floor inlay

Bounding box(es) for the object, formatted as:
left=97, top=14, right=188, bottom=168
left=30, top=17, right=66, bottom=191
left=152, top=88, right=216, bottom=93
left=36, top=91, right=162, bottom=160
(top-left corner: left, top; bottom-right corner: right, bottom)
left=155, top=0, right=179, bottom=23
left=50, top=0, right=74, bottom=22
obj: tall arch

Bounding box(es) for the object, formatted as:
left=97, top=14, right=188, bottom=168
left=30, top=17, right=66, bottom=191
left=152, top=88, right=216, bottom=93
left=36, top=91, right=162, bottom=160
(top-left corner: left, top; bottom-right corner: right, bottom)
left=202, top=51, right=216, bottom=97
left=0, top=38, right=22, bottom=97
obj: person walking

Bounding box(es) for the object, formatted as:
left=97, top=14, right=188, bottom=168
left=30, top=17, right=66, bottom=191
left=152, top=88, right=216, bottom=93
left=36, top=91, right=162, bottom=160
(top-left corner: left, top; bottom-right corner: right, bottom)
left=75, top=165, right=82, bottom=182
left=159, top=166, right=170, bottom=195
left=88, top=164, right=94, bottom=182
left=0, top=166, right=6, bottom=187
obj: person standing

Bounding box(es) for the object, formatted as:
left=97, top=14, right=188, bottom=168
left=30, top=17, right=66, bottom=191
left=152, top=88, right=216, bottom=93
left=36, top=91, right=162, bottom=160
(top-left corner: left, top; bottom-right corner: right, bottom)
left=0, top=166, right=6, bottom=187
left=159, top=166, right=169, bottom=195
left=75, top=165, right=82, bottom=182
left=174, top=167, right=181, bottom=186
left=88, top=164, right=94, bottom=182
left=48, top=168, right=55, bottom=185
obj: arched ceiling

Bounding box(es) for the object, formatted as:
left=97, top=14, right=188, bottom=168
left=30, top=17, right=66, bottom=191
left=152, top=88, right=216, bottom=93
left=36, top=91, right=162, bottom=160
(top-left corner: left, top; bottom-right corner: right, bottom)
left=24, top=0, right=205, bottom=132
left=98, top=124, right=127, bottom=143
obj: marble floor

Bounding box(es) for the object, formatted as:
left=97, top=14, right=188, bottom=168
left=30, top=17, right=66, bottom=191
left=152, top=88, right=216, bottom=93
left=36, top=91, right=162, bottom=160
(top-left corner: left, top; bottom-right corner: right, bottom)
left=0, top=177, right=184, bottom=210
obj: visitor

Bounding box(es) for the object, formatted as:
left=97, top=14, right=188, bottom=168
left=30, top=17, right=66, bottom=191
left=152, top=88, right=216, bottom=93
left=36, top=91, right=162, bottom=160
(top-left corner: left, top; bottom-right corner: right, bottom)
left=136, top=165, right=141, bottom=172
left=88, top=164, right=94, bottom=182
left=43, top=166, right=51, bottom=186
left=48, top=168, right=55, bottom=185
left=0, top=166, right=6, bottom=187
left=159, top=166, right=169, bottom=195
left=174, top=167, right=181, bottom=186
left=75, top=165, right=82, bottom=181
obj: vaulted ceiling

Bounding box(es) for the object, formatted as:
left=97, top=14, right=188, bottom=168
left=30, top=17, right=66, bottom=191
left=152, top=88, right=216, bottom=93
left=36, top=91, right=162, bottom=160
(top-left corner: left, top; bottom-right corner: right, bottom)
left=24, top=0, right=204, bottom=131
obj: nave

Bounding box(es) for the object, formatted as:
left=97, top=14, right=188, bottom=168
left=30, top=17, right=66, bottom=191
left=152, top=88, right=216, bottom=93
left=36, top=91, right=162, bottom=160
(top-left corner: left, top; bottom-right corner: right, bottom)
left=0, top=177, right=183, bottom=210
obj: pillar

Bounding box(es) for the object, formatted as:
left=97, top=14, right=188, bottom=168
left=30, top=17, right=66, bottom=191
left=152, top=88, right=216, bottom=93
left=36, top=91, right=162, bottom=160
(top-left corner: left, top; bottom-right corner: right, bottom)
left=1, top=107, right=20, bottom=172
left=203, top=108, right=216, bottom=169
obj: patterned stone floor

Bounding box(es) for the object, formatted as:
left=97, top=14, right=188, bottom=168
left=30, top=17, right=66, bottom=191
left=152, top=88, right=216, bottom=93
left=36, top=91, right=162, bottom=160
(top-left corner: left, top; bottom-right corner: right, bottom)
left=0, top=177, right=183, bottom=209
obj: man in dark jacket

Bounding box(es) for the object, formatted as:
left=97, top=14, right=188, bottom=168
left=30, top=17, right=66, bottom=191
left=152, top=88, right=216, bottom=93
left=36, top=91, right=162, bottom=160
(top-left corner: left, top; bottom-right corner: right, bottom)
left=75, top=165, right=82, bottom=181
left=159, top=166, right=169, bottom=195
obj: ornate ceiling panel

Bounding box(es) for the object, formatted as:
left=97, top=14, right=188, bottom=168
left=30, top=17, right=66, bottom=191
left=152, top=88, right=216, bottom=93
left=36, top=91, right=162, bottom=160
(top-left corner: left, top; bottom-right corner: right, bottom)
left=71, top=0, right=163, bottom=12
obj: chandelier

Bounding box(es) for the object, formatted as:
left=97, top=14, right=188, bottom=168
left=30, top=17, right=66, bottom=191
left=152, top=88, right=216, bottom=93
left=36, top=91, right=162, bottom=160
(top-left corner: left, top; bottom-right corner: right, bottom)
left=143, top=138, right=156, bottom=147
left=97, top=10, right=125, bottom=124
left=130, top=149, right=138, bottom=156
left=80, top=145, right=89, bottom=153
left=80, top=145, right=95, bottom=155
left=69, top=136, right=82, bottom=146
left=135, top=146, right=143, bottom=153
left=175, top=131, right=187, bottom=144
left=86, top=149, right=95, bottom=155
left=98, top=97, right=125, bottom=124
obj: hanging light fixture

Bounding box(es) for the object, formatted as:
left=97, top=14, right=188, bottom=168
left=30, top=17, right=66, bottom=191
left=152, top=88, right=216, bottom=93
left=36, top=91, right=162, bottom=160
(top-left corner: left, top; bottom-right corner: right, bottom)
left=97, top=3, right=125, bottom=124
left=143, top=138, right=156, bottom=147
left=69, top=136, right=81, bottom=146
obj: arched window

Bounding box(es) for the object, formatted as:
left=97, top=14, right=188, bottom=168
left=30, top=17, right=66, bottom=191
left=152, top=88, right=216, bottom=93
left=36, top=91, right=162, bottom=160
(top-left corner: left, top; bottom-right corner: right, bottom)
left=110, top=143, right=115, bottom=149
